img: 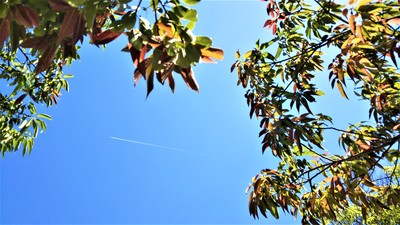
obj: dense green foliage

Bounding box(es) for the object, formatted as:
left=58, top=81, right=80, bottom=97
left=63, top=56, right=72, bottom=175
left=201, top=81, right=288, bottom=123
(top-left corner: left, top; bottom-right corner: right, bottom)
left=0, top=0, right=222, bottom=156
left=234, top=0, right=400, bottom=224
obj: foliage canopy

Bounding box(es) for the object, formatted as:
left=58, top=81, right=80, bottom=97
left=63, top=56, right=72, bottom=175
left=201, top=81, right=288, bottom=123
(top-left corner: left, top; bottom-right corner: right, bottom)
left=0, top=0, right=223, bottom=156
left=2, top=0, right=400, bottom=224
left=234, top=0, right=400, bottom=224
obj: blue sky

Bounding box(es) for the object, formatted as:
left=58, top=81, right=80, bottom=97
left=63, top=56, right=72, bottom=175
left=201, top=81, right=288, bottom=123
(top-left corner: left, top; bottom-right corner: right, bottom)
left=1, top=1, right=370, bottom=224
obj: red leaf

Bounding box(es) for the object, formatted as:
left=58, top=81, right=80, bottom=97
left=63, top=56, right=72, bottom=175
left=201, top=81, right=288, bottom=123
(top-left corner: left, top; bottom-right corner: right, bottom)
left=72, top=11, right=85, bottom=43
left=127, top=43, right=141, bottom=67
left=342, top=8, right=348, bottom=18
left=388, top=17, right=400, bottom=25
left=133, top=69, right=143, bottom=86
left=48, top=0, right=73, bottom=12
left=90, top=29, right=121, bottom=45
left=21, top=35, right=55, bottom=51
left=272, top=23, right=277, bottom=35
left=57, top=8, right=85, bottom=44
left=139, top=45, right=147, bottom=62
left=180, top=67, right=199, bottom=92
left=201, top=56, right=216, bottom=64
left=35, top=42, right=58, bottom=74
left=167, top=75, right=175, bottom=93
left=15, top=94, right=27, bottom=105
left=12, top=5, right=39, bottom=27
left=0, top=15, right=11, bottom=47
left=263, top=19, right=273, bottom=28
left=160, top=63, right=174, bottom=83
left=146, top=70, right=154, bottom=98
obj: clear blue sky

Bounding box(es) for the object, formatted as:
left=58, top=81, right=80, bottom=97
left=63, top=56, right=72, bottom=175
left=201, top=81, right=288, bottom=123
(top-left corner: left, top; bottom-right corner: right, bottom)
left=1, top=1, right=370, bottom=224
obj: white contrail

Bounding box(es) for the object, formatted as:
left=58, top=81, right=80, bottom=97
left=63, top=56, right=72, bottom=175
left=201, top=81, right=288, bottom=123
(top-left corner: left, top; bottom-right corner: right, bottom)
left=110, top=136, right=211, bottom=158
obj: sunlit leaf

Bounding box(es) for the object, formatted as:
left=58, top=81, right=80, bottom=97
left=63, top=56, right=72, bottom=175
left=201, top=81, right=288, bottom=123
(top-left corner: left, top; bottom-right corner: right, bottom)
left=37, top=114, right=52, bottom=120
left=200, top=47, right=224, bottom=61
left=181, top=0, right=201, bottom=6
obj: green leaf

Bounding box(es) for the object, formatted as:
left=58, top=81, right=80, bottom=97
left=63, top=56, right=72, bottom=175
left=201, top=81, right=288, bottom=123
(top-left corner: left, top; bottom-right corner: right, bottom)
left=355, top=0, right=372, bottom=9
left=121, top=12, right=136, bottom=29
left=183, top=9, right=198, bottom=22
left=84, top=1, right=97, bottom=31
left=181, top=0, right=201, bottom=6
left=275, top=45, right=282, bottom=58
left=186, top=21, right=195, bottom=30
left=195, top=36, right=212, bottom=48
left=173, top=5, right=189, bottom=18
left=176, top=49, right=190, bottom=68
left=38, top=113, right=52, bottom=120
left=150, top=0, right=159, bottom=10
left=185, top=43, right=201, bottom=63
left=0, top=3, right=8, bottom=18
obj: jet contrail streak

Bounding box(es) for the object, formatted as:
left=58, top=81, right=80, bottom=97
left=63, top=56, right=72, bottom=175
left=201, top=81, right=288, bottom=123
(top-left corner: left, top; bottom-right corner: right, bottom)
left=110, top=136, right=211, bottom=158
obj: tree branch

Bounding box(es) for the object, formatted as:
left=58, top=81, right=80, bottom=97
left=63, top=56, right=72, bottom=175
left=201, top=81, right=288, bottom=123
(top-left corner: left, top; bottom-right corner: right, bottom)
left=297, top=134, right=400, bottom=184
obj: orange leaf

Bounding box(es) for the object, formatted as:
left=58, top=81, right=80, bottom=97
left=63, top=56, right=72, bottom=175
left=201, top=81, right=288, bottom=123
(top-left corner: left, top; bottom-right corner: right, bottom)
left=336, top=80, right=349, bottom=99
left=310, top=192, right=317, bottom=210
left=356, top=25, right=365, bottom=43
left=139, top=45, right=147, bottom=62
left=349, top=14, right=355, bottom=35
left=157, top=22, right=176, bottom=38
left=200, top=47, right=224, bottom=61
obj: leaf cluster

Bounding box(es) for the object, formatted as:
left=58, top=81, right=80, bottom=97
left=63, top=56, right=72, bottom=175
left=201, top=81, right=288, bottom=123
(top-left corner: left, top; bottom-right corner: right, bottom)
left=232, top=0, right=400, bottom=223
left=0, top=0, right=223, bottom=156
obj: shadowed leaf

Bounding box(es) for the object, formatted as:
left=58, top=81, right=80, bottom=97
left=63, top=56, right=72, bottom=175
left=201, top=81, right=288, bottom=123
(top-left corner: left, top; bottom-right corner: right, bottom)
left=12, top=5, right=39, bottom=27
left=35, top=42, right=58, bottom=74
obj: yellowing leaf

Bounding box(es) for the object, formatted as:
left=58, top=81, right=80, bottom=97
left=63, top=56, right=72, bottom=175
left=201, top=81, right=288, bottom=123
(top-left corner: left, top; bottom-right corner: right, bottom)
left=235, top=50, right=240, bottom=59
left=336, top=81, right=349, bottom=99
left=349, top=14, right=355, bottom=35
left=200, top=47, right=224, bottom=61
left=243, top=50, right=252, bottom=59
left=157, top=22, right=177, bottom=38
left=181, top=0, right=201, bottom=6
left=356, top=25, right=365, bottom=43
left=355, top=0, right=372, bottom=9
